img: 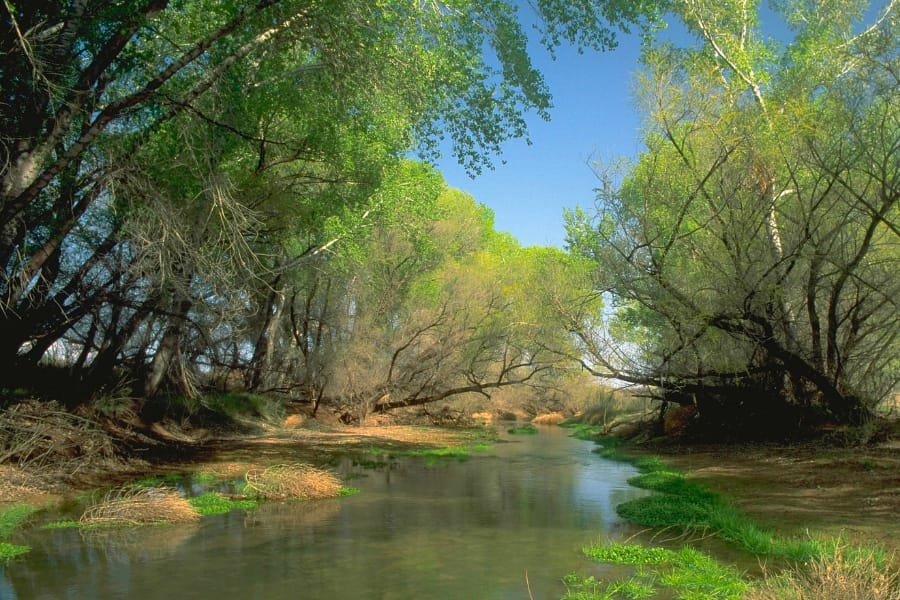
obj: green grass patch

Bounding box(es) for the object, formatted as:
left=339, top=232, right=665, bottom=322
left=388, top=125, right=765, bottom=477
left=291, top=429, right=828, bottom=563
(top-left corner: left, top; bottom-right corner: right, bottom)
left=583, top=542, right=676, bottom=565
left=0, top=504, right=37, bottom=562
left=338, top=486, right=360, bottom=497
left=0, top=542, right=30, bottom=562
left=130, top=473, right=186, bottom=488
left=597, top=447, right=821, bottom=562
left=572, top=542, right=748, bottom=600
left=0, top=504, right=36, bottom=539
left=562, top=572, right=658, bottom=600
left=41, top=520, right=80, bottom=529
left=188, top=492, right=258, bottom=516
left=408, top=446, right=473, bottom=464
left=563, top=423, right=605, bottom=441
left=507, top=425, right=538, bottom=435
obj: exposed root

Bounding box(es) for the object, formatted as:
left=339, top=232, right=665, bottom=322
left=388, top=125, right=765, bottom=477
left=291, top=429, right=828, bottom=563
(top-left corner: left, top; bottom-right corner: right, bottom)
left=80, top=487, right=199, bottom=526
left=244, top=463, right=342, bottom=500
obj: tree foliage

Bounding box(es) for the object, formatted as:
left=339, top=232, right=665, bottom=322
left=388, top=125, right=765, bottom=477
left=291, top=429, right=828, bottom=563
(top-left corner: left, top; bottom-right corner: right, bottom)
left=566, top=0, right=899, bottom=434
left=0, top=0, right=649, bottom=413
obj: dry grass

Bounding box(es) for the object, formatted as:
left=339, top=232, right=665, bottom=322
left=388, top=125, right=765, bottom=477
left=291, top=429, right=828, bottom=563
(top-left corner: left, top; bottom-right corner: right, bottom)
left=0, top=400, right=116, bottom=469
left=243, top=463, right=342, bottom=500
left=532, top=412, right=566, bottom=425
left=748, top=544, right=900, bottom=600
left=80, top=487, right=199, bottom=526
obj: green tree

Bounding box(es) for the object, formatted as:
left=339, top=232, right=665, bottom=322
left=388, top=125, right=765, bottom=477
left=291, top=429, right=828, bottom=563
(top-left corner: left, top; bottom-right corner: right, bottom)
left=567, top=0, right=898, bottom=434
left=0, top=0, right=657, bottom=402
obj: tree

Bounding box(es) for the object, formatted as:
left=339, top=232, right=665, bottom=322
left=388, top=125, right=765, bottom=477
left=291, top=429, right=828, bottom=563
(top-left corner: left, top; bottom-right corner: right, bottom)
left=566, top=0, right=898, bottom=434
left=0, top=0, right=657, bottom=404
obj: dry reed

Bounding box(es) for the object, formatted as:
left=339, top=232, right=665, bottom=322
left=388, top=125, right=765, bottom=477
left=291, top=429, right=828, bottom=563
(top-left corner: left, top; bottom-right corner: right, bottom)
left=243, top=463, right=342, bottom=500
left=748, top=544, right=900, bottom=600
left=80, top=487, right=199, bottom=526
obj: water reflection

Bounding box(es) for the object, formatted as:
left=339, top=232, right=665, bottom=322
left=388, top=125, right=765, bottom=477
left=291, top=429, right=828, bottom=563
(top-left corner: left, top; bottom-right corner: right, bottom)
left=3, top=426, right=646, bottom=599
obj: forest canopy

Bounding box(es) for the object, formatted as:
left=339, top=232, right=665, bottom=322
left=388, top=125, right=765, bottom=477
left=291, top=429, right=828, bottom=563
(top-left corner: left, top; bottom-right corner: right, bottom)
left=0, top=0, right=623, bottom=419
left=1, top=0, right=895, bottom=436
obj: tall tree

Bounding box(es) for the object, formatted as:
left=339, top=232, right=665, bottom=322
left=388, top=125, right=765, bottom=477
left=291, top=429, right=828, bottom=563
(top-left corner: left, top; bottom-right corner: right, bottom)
left=566, top=0, right=898, bottom=434
left=0, top=0, right=657, bottom=400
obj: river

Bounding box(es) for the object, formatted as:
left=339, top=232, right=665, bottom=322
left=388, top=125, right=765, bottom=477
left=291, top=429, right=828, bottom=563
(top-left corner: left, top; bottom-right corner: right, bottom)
left=2, top=426, right=648, bottom=599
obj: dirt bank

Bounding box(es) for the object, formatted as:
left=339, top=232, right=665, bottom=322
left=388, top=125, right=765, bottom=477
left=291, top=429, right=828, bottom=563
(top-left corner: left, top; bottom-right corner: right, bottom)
left=654, top=442, right=900, bottom=552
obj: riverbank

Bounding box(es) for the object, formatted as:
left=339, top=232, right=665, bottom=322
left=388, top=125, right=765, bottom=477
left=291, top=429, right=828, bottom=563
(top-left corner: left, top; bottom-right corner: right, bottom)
left=564, top=430, right=900, bottom=599
left=648, top=442, right=900, bottom=553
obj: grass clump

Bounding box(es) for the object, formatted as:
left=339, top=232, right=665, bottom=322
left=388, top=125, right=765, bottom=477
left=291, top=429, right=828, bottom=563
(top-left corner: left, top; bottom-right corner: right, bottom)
left=562, top=572, right=657, bottom=600
left=0, top=542, right=30, bottom=562
left=507, top=425, right=538, bottom=435
left=80, top=487, right=199, bottom=526
left=601, top=447, right=820, bottom=562
left=41, top=520, right=80, bottom=529
left=747, top=541, right=899, bottom=600
left=0, top=503, right=36, bottom=561
left=0, top=503, right=36, bottom=539
left=407, top=444, right=491, bottom=464
left=188, top=492, right=258, bottom=516
left=244, top=463, right=342, bottom=500
left=572, top=542, right=748, bottom=600
left=562, top=423, right=604, bottom=441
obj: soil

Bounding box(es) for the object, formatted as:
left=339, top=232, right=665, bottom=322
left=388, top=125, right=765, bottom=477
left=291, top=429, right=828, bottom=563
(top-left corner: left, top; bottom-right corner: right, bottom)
left=652, top=441, right=900, bottom=552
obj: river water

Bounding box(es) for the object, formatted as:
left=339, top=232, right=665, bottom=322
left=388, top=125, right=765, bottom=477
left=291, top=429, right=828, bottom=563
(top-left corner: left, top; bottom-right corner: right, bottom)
left=2, top=426, right=648, bottom=599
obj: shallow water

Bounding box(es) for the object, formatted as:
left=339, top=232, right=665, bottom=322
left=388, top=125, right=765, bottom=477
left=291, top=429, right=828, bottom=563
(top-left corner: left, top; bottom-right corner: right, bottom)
left=2, top=426, right=647, bottom=599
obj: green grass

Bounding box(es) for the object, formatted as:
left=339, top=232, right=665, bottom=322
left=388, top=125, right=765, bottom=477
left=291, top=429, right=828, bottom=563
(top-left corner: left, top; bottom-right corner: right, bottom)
left=0, top=504, right=36, bottom=562
left=41, top=520, right=80, bottom=529
left=562, top=572, right=658, bottom=600
left=507, top=425, right=538, bottom=434
left=569, top=542, right=749, bottom=600
left=595, top=445, right=821, bottom=562
left=338, top=486, right=360, bottom=497
left=0, top=542, right=30, bottom=562
left=0, top=504, right=36, bottom=539
left=188, top=492, right=258, bottom=516
left=562, top=423, right=605, bottom=441
left=408, top=446, right=474, bottom=464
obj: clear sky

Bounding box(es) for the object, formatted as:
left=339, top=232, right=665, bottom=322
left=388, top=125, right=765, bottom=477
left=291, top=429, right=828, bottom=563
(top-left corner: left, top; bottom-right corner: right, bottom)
left=435, top=21, right=648, bottom=248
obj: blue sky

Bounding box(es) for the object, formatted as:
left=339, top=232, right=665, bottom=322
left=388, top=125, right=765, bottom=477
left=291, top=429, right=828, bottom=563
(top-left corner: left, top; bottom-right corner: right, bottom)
left=435, top=24, right=648, bottom=248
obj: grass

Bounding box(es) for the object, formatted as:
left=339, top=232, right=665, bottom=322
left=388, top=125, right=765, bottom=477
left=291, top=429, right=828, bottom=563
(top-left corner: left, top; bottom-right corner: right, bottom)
left=569, top=542, right=749, bottom=600
left=188, top=492, right=258, bottom=516
left=406, top=443, right=492, bottom=464
left=595, top=443, right=821, bottom=561
left=80, top=487, right=199, bottom=525
left=0, top=504, right=36, bottom=539
left=581, top=439, right=900, bottom=599
left=0, top=504, right=36, bottom=562
left=561, top=423, right=605, bottom=441
left=507, top=424, right=539, bottom=435
left=41, top=520, right=80, bottom=529
left=0, top=542, right=30, bottom=561
left=746, top=541, right=899, bottom=600
left=243, top=463, right=343, bottom=500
